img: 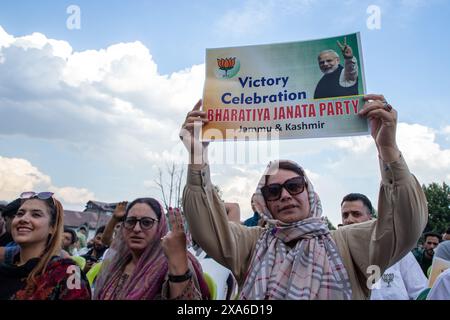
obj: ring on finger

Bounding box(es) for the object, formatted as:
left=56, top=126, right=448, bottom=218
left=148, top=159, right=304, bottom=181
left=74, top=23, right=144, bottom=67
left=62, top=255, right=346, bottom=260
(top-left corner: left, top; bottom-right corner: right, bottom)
left=382, top=100, right=392, bottom=112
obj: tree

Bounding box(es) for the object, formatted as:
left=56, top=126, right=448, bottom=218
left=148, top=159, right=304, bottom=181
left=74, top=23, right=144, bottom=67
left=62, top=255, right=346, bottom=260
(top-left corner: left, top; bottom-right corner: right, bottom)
left=422, top=182, right=450, bottom=234
left=324, top=216, right=336, bottom=230
left=154, top=162, right=185, bottom=211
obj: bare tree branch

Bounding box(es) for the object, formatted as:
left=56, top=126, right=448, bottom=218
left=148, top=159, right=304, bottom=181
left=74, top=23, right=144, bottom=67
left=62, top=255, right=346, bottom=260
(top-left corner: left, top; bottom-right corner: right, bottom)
left=155, top=168, right=169, bottom=211
left=154, top=162, right=187, bottom=212
left=176, top=166, right=185, bottom=209
left=167, top=162, right=175, bottom=209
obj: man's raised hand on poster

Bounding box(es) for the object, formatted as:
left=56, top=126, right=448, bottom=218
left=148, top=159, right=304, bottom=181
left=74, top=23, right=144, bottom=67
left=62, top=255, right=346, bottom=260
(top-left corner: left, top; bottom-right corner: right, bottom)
left=337, top=37, right=353, bottom=59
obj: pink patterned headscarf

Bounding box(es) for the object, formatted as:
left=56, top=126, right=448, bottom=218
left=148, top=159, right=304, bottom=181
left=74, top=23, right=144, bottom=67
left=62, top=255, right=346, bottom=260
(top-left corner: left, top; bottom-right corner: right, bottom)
left=94, top=199, right=208, bottom=300
left=240, top=160, right=352, bottom=300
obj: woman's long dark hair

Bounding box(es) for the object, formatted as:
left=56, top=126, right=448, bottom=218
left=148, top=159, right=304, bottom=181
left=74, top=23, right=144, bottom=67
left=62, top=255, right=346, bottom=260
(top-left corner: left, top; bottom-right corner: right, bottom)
left=125, top=198, right=162, bottom=220
left=18, top=198, right=63, bottom=294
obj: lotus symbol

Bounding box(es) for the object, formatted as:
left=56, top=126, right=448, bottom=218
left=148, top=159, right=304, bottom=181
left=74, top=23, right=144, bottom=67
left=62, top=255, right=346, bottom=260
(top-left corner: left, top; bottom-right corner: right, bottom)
left=217, top=57, right=236, bottom=77
left=381, top=273, right=394, bottom=287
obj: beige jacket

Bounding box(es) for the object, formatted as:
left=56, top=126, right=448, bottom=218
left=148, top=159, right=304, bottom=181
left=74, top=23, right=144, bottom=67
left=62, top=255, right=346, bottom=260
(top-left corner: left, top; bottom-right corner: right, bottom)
left=183, top=155, right=428, bottom=299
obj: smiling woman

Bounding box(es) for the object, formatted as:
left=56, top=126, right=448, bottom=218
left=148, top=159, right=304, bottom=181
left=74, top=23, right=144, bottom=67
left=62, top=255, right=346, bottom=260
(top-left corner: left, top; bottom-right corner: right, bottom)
left=0, top=192, right=91, bottom=300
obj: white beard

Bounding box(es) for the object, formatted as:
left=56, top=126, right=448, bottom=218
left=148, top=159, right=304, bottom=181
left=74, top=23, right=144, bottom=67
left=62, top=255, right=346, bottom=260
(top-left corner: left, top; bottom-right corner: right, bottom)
left=322, top=64, right=339, bottom=75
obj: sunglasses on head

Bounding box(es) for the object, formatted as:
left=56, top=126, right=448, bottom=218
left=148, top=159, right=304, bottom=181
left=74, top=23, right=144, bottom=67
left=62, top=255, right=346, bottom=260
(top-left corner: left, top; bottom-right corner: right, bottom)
left=123, top=217, right=158, bottom=230
left=20, top=191, right=54, bottom=200
left=261, top=176, right=306, bottom=201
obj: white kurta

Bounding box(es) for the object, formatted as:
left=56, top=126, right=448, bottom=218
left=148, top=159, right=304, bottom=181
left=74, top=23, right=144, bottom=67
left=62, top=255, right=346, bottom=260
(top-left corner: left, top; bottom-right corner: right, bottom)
left=370, top=252, right=427, bottom=300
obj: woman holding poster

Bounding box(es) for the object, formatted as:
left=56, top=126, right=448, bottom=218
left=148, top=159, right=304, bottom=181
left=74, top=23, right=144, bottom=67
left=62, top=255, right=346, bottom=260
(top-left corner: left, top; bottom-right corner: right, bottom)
left=180, top=94, right=428, bottom=300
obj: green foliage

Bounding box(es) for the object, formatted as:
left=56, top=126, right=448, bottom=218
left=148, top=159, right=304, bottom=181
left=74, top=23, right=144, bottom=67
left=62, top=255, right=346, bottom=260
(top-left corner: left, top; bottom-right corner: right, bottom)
left=372, top=209, right=378, bottom=219
left=422, top=182, right=450, bottom=234
left=324, top=216, right=336, bottom=230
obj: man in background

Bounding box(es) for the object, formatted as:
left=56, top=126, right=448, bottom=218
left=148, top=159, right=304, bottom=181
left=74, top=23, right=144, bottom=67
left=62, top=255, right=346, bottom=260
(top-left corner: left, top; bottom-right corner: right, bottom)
left=0, top=199, right=21, bottom=263
left=341, top=193, right=427, bottom=300
left=62, top=226, right=78, bottom=256
left=413, top=232, right=442, bottom=276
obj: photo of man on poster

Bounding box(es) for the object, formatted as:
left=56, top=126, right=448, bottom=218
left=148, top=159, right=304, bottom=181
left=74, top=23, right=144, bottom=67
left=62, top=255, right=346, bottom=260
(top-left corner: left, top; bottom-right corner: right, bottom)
left=314, top=37, right=359, bottom=99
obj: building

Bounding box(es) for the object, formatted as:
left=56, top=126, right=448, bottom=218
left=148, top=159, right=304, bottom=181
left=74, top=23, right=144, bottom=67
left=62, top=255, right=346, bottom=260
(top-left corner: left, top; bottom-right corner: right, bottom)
left=84, top=200, right=118, bottom=214
left=63, top=200, right=119, bottom=232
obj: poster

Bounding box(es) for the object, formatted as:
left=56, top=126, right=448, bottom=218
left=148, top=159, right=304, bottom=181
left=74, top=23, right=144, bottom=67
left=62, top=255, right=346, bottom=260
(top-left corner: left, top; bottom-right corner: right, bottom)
left=428, top=257, right=450, bottom=288
left=202, top=32, right=368, bottom=141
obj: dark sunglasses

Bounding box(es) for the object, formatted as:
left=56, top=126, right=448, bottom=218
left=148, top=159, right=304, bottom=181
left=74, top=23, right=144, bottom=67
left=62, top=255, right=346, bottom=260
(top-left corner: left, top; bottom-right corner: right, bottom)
left=123, top=217, right=158, bottom=230
left=20, top=191, right=54, bottom=200
left=261, top=176, right=306, bottom=201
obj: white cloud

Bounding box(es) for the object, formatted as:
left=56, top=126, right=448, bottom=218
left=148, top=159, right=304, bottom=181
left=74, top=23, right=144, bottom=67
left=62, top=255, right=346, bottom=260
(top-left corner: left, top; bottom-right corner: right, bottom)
left=13, top=31, right=73, bottom=60
left=49, top=186, right=94, bottom=206
left=0, top=25, right=204, bottom=169
left=214, top=165, right=263, bottom=220
left=63, top=42, right=157, bottom=87
left=332, top=123, right=450, bottom=184
left=334, top=135, right=373, bottom=154
left=0, top=156, right=51, bottom=200
left=0, top=26, right=14, bottom=48
left=441, top=126, right=450, bottom=141
left=397, top=123, right=450, bottom=182
left=0, top=156, right=94, bottom=206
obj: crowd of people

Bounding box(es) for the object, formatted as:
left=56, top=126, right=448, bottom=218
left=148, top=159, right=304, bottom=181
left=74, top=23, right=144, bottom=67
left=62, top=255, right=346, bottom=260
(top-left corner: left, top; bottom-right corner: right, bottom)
left=0, top=94, right=449, bottom=300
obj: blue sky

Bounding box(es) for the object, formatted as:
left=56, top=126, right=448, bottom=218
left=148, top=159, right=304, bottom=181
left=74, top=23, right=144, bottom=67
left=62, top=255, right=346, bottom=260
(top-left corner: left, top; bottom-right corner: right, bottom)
left=1, top=0, right=449, bottom=226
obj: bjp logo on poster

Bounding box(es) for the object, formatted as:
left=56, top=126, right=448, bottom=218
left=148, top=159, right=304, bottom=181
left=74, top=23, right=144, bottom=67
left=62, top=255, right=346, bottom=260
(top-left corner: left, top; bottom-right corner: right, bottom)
left=215, top=57, right=240, bottom=79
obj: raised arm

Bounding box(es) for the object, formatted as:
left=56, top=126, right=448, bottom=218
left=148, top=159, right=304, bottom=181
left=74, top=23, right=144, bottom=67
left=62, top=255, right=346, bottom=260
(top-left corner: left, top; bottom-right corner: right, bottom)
left=359, top=94, right=400, bottom=162
left=179, top=99, right=210, bottom=168
left=161, top=208, right=201, bottom=299
left=337, top=37, right=358, bottom=83
left=101, top=201, right=127, bottom=246
left=180, top=101, right=262, bottom=283
left=342, top=95, right=428, bottom=286
left=224, top=202, right=242, bottom=224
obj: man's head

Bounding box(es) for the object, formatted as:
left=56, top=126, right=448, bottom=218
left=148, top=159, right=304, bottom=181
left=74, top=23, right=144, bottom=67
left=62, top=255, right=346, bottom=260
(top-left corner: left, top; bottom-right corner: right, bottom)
left=93, top=225, right=106, bottom=252
left=2, top=198, right=21, bottom=234
left=423, top=232, right=441, bottom=257
left=0, top=215, right=4, bottom=235
left=0, top=204, right=5, bottom=234
left=318, top=50, right=340, bottom=74
left=62, top=227, right=78, bottom=251
left=251, top=194, right=257, bottom=213
left=78, top=224, right=88, bottom=236
left=341, top=193, right=374, bottom=226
